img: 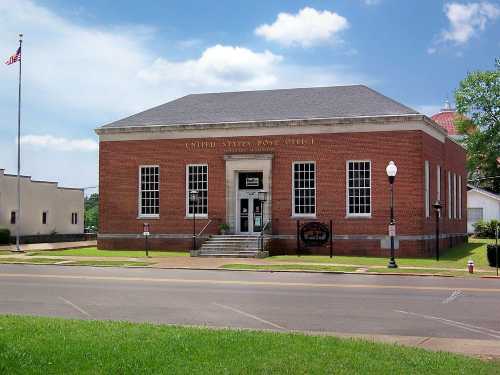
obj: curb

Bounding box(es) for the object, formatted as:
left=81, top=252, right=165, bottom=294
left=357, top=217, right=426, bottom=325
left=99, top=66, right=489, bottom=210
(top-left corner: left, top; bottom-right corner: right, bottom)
left=1, top=260, right=497, bottom=279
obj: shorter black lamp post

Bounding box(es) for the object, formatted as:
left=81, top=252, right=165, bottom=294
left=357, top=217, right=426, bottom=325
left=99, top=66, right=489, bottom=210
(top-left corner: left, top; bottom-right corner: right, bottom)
left=257, top=191, right=268, bottom=252
left=386, top=161, right=398, bottom=269
left=189, top=190, right=199, bottom=251
left=432, top=200, right=442, bottom=261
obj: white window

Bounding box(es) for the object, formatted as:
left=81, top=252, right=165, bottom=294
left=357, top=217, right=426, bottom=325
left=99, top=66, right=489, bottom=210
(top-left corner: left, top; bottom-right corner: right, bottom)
left=436, top=165, right=441, bottom=217
left=458, top=176, right=462, bottom=220
left=453, top=173, right=457, bottom=219
left=468, top=208, right=483, bottom=222
left=139, top=165, right=160, bottom=217
left=186, top=164, right=208, bottom=217
left=292, top=161, right=316, bottom=216
left=347, top=161, right=371, bottom=216
left=424, top=160, right=430, bottom=218
left=448, top=171, right=452, bottom=219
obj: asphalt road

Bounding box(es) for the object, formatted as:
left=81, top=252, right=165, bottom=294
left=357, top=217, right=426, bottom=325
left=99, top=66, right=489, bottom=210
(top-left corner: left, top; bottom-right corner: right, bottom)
left=1, top=264, right=499, bottom=341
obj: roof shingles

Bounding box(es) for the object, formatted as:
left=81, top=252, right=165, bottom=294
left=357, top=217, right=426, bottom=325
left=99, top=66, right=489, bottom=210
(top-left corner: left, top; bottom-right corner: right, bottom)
left=100, top=85, right=419, bottom=129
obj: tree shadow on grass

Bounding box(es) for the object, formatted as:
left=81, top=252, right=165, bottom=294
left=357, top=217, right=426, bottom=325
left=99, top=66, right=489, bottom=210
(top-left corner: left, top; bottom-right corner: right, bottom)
left=440, top=241, right=485, bottom=261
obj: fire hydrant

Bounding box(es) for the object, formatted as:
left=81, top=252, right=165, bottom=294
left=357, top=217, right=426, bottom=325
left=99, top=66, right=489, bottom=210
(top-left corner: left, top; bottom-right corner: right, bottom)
left=467, top=260, right=474, bottom=274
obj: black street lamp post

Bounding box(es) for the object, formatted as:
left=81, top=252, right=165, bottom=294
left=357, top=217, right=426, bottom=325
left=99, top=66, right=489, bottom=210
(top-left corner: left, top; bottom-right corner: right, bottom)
left=386, top=161, right=398, bottom=269
left=257, top=191, right=268, bottom=252
left=189, top=190, right=199, bottom=251
left=432, top=200, right=442, bottom=261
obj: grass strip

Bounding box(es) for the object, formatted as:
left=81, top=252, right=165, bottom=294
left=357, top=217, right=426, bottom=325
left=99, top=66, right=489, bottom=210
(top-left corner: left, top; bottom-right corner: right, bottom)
left=70, top=260, right=152, bottom=267
left=0, top=315, right=497, bottom=374
left=222, top=264, right=364, bottom=272
left=0, top=257, right=61, bottom=265
left=28, top=247, right=187, bottom=258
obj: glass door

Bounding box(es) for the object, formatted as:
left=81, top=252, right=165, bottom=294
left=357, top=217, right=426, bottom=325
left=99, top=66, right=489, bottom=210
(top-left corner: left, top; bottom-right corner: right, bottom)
left=253, top=198, right=262, bottom=232
left=240, top=198, right=249, bottom=233
left=238, top=192, right=265, bottom=234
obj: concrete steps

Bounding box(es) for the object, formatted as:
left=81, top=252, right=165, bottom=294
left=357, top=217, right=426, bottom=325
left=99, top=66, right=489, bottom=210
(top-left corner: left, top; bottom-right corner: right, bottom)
left=193, top=234, right=269, bottom=258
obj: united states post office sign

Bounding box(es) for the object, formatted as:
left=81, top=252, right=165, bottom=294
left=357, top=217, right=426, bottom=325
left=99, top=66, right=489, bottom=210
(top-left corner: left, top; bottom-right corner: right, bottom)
left=185, top=137, right=318, bottom=151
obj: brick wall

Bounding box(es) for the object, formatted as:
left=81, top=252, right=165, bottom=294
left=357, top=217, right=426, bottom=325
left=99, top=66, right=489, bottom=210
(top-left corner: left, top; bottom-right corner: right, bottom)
left=98, top=129, right=467, bottom=255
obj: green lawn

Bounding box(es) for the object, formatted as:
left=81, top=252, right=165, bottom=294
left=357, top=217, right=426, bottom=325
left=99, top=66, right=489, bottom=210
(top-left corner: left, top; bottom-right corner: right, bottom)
left=272, top=238, right=496, bottom=270
left=0, top=316, right=497, bottom=374
left=71, top=260, right=152, bottom=267
left=28, top=247, right=188, bottom=258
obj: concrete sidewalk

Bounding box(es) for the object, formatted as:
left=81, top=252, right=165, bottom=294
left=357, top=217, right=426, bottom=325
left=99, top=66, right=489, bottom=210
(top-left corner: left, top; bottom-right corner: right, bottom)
left=0, top=241, right=96, bottom=252
left=309, top=331, right=500, bottom=359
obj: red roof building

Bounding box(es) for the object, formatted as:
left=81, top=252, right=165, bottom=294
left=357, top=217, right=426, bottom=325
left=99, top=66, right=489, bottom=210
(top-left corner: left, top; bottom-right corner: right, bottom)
left=431, top=100, right=462, bottom=136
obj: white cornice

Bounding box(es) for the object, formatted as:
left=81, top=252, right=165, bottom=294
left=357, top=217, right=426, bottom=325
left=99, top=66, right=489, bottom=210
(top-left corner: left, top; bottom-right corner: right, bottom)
left=95, top=114, right=451, bottom=143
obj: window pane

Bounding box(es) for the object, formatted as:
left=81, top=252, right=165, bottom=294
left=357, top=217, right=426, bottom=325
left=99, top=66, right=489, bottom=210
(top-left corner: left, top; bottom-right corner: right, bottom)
left=348, top=161, right=371, bottom=215
left=293, top=162, right=316, bottom=215
left=187, top=165, right=208, bottom=215
left=139, top=166, right=160, bottom=216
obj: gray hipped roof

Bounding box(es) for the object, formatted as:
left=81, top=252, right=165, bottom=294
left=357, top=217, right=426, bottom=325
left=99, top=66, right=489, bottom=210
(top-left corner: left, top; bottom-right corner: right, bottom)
left=100, top=85, right=419, bottom=129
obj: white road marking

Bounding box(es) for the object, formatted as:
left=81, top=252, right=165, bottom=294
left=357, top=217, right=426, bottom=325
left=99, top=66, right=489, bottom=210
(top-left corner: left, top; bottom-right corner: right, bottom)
left=442, top=290, right=463, bottom=304
left=394, top=310, right=500, bottom=340
left=213, top=302, right=287, bottom=331
left=59, top=296, right=91, bottom=317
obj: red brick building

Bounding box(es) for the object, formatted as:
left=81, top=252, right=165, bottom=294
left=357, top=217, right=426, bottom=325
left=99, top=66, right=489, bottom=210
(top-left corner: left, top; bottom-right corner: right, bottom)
left=96, top=85, right=467, bottom=257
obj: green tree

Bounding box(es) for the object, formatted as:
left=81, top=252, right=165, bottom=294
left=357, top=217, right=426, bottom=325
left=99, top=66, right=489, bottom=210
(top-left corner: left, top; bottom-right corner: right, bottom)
left=454, top=58, right=500, bottom=193
left=84, top=193, right=99, bottom=231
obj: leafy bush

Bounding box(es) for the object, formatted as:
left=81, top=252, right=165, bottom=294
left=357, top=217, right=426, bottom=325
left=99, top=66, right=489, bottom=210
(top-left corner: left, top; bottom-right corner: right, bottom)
left=487, top=244, right=499, bottom=267
left=473, top=219, right=500, bottom=239
left=218, top=223, right=230, bottom=233
left=0, top=228, right=10, bottom=244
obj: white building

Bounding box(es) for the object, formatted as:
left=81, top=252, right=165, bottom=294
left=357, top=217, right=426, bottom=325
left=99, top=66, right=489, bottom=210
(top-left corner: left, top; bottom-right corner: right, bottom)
left=467, top=185, right=500, bottom=233
left=0, top=169, right=84, bottom=241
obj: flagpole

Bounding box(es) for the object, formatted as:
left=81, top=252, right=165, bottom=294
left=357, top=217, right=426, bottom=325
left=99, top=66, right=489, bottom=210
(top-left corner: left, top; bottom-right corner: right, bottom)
left=15, top=33, right=23, bottom=253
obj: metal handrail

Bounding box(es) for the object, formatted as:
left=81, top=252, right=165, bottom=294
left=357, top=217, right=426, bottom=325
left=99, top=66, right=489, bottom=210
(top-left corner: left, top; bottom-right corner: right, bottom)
left=197, top=219, right=213, bottom=237
left=259, top=219, right=271, bottom=252
left=262, top=220, right=271, bottom=233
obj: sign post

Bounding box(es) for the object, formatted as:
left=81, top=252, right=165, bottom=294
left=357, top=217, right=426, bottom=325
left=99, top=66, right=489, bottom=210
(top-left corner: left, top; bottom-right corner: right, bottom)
left=496, top=224, right=499, bottom=277
left=143, top=223, right=150, bottom=257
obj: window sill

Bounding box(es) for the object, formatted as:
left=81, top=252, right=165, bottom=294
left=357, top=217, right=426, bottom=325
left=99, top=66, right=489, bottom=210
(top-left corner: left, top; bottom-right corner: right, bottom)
left=291, top=215, right=317, bottom=220
left=185, top=215, right=209, bottom=220
left=137, top=215, right=160, bottom=220
left=345, top=214, right=372, bottom=219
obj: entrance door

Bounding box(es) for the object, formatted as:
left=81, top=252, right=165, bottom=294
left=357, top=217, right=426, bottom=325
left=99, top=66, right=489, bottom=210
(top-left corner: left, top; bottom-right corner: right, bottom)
left=238, top=193, right=262, bottom=234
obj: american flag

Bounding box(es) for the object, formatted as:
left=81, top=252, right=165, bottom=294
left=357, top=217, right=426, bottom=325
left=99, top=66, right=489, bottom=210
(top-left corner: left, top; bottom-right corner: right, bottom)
left=5, top=47, right=21, bottom=65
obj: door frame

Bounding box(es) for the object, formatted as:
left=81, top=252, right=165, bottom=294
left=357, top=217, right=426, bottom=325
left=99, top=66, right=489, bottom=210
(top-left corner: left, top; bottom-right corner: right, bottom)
left=236, top=190, right=261, bottom=234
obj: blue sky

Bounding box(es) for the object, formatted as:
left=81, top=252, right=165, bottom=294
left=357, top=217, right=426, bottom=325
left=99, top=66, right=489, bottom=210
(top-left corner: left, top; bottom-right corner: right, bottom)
left=1, top=0, right=498, bottom=191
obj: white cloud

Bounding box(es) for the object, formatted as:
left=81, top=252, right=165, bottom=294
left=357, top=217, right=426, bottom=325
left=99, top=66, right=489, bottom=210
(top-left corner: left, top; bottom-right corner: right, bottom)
left=364, top=0, right=381, bottom=5
left=441, top=2, right=500, bottom=44
left=255, top=7, right=349, bottom=47
left=139, top=45, right=283, bottom=90
left=20, top=134, right=98, bottom=151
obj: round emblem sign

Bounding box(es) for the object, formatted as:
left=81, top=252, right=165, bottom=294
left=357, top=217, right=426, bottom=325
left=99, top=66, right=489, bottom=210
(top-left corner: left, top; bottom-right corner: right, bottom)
left=300, top=222, right=330, bottom=246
